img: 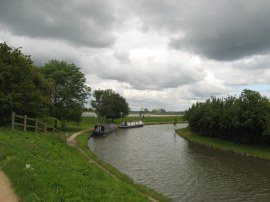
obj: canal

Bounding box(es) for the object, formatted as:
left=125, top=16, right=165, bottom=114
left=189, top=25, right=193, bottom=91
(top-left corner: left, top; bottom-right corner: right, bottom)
left=88, top=124, right=270, bottom=201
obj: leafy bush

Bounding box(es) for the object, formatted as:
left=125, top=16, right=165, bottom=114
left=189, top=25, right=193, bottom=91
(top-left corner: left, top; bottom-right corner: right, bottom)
left=185, top=89, right=270, bottom=145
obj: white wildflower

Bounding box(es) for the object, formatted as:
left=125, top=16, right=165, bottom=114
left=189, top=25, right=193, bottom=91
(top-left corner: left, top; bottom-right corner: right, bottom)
left=25, top=164, right=34, bottom=170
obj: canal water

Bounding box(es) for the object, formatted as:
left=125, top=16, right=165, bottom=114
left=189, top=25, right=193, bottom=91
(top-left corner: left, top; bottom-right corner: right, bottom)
left=88, top=124, right=270, bottom=202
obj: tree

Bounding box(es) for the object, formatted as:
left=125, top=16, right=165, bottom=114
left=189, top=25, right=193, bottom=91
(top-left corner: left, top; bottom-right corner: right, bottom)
left=152, top=108, right=166, bottom=113
left=184, top=89, right=270, bottom=145
left=40, top=60, right=91, bottom=126
left=143, top=108, right=149, bottom=113
left=0, top=42, right=51, bottom=125
left=91, top=89, right=129, bottom=122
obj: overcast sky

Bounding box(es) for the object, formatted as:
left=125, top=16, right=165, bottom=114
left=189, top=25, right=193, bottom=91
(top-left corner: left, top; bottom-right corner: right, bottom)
left=1, top=0, right=270, bottom=111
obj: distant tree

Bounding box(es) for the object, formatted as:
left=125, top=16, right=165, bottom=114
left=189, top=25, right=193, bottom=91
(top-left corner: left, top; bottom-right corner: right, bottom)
left=0, top=42, right=51, bottom=125
left=87, top=107, right=94, bottom=112
left=143, top=108, right=149, bottom=113
left=40, top=60, right=91, bottom=127
left=152, top=108, right=166, bottom=113
left=91, top=89, right=129, bottom=122
left=159, top=108, right=166, bottom=113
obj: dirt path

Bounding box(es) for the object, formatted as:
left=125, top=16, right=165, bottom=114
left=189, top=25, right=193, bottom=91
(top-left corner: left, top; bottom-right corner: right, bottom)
left=67, top=128, right=159, bottom=202
left=0, top=170, right=19, bottom=202
left=66, top=128, right=93, bottom=147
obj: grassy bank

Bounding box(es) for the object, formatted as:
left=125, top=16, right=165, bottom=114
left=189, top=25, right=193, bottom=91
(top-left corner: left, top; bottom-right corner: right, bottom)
left=0, top=128, right=152, bottom=201
left=177, top=127, right=270, bottom=161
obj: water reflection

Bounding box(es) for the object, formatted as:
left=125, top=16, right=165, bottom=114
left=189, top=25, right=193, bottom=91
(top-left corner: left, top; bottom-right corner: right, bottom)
left=88, top=124, right=270, bottom=202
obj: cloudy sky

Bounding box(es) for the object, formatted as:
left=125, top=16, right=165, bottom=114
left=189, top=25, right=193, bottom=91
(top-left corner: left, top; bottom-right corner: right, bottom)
left=1, top=0, right=270, bottom=111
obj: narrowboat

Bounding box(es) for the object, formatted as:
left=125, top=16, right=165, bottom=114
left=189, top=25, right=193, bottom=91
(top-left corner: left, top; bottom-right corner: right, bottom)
left=119, top=120, right=144, bottom=128
left=92, top=124, right=117, bottom=136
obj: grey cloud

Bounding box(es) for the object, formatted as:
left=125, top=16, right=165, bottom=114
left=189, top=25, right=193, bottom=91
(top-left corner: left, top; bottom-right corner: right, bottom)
left=188, top=81, right=229, bottom=99
left=90, top=56, right=204, bottom=90
left=31, top=50, right=80, bottom=67
left=232, top=55, right=270, bottom=70
left=0, top=0, right=116, bottom=47
left=133, top=0, right=270, bottom=61
left=114, top=50, right=131, bottom=64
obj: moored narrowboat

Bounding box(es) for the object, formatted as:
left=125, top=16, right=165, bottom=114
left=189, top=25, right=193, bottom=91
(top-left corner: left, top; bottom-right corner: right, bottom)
left=92, top=124, right=117, bottom=136
left=119, top=120, right=144, bottom=128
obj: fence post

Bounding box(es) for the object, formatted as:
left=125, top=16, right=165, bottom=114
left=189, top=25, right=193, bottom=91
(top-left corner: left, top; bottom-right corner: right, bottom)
left=12, top=112, right=15, bottom=130
left=24, top=115, right=27, bottom=132
left=35, top=118, right=38, bottom=133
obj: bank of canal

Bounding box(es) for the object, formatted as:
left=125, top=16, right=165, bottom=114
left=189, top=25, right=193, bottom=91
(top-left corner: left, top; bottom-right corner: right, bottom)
left=177, top=127, right=270, bottom=161
left=88, top=124, right=270, bottom=202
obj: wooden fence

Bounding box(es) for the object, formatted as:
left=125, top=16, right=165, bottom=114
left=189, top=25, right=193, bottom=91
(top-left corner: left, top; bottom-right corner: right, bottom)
left=11, top=112, right=65, bottom=141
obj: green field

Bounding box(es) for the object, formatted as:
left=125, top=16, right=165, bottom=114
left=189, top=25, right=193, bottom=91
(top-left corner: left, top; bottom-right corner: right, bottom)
left=65, top=117, right=96, bottom=133
left=177, top=127, right=270, bottom=161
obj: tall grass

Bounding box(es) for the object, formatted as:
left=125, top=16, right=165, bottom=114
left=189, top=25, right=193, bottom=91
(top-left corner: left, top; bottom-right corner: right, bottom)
left=0, top=128, right=150, bottom=201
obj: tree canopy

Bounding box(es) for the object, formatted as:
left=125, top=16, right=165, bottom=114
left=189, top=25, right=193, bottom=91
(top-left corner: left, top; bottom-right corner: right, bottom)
left=40, top=60, right=91, bottom=125
left=0, top=42, right=51, bottom=125
left=184, top=89, right=270, bottom=145
left=91, top=89, right=129, bottom=122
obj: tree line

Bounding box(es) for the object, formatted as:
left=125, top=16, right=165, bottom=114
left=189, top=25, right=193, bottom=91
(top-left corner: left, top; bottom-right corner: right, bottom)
left=0, top=42, right=129, bottom=127
left=184, top=89, right=270, bottom=146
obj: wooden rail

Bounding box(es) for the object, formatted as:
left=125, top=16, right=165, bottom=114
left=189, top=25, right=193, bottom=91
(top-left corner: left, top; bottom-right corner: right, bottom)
left=11, top=112, right=65, bottom=141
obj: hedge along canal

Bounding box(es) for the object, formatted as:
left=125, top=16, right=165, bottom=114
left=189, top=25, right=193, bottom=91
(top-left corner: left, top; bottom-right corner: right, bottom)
left=88, top=123, right=270, bottom=202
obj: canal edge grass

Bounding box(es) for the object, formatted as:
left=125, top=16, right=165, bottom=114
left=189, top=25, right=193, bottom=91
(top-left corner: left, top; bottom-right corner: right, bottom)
left=177, top=127, right=270, bottom=161
left=74, top=130, right=172, bottom=202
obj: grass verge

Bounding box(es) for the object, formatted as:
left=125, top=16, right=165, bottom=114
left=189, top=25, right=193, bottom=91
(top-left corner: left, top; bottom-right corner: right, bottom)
left=0, top=127, right=152, bottom=201
left=65, top=117, right=96, bottom=133
left=76, top=132, right=172, bottom=202
left=177, top=127, right=270, bottom=161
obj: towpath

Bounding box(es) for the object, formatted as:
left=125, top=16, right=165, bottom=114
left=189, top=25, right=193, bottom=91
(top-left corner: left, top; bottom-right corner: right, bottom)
left=0, top=170, right=18, bottom=202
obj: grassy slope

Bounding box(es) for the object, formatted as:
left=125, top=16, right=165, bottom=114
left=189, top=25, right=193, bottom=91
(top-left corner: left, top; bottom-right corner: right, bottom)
left=0, top=128, right=149, bottom=202
left=177, top=127, right=270, bottom=161
left=65, top=117, right=96, bottom=133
